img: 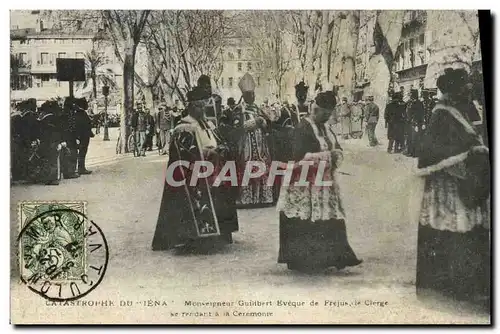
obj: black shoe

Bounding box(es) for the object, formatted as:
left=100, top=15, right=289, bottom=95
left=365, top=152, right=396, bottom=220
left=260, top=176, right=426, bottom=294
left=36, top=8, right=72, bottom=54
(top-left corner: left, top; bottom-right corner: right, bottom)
left=78, top=169, right=92, bottom=175
left=64, top=173, right=80, bottom=179
left=45, top=180, right=60, bottom=185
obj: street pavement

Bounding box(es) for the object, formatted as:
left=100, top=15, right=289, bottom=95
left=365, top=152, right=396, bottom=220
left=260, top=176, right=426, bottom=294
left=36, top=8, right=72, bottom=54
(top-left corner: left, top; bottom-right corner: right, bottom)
left=10, top=130, right=490, bottom=324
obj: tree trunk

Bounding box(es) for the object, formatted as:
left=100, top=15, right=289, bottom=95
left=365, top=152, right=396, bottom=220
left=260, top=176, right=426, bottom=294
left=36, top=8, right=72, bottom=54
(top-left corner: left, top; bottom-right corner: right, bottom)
left=337, top=11, right=360, bottom=99
left=367, top=10, right=405, bottom=140
left=120, top=44, right=136, bottom=154
left=91, top=72, right=97, bottom=101
left=423, top=10, right=480, bottom=88
left=319, top=11, right=331, bottom=88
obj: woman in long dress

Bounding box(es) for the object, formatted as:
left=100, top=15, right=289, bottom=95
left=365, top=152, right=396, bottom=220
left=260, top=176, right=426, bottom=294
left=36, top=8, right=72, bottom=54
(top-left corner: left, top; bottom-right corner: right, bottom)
left=277, top=91, right=363, bottom=273
left=152, top=87, right=239, bottom=252
left=415, top=68, right=490, bottom=308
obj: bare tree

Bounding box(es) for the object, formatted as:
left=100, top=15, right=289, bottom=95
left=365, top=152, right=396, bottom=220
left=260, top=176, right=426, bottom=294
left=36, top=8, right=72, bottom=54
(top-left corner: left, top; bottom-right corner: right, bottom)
left=144, top=10, right=228, bottom=105
left=102, top=10, right=150, bottom=153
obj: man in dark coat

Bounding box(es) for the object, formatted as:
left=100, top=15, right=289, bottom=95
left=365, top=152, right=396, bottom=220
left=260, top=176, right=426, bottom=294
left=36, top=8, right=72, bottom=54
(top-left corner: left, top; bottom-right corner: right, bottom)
left=130, top=102, right=149, bottom=157
left=385, top=92, right=406, bottom=153
left=144, top=108, right=156, bottom=151
left=60, top=97, right=80, bottom=179
left=405, top=89, right=425, bottom=157
left=36, top=101, right=64, bottom=185
left=156, top=104, right=171, bottom=155
left=295, top=81, right=309, bottom=119
left=73, top=97, right=94, bottom=174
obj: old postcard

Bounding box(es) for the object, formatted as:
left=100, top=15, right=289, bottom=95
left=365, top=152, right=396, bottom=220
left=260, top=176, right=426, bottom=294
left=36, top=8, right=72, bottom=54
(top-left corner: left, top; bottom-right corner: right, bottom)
left=10, top=9, right=491, bottom=324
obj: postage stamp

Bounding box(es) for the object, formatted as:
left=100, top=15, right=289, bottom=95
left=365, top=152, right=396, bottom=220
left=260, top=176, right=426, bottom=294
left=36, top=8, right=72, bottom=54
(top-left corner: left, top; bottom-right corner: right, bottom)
left=17, top=201, right=109, bottom=301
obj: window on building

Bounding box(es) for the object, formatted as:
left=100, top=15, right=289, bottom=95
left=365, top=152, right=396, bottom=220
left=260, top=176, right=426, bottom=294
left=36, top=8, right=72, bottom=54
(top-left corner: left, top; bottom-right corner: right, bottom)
left=221, top=77, right=224, bottom=87
left=12, top=25, right=19, bottom=30
left=19, top=53, right=28, bottom=64
left=247, top=62, right=252, bottom=71
left=228, top=77, right=233, bottom=87
left=257, top=77, right=260, bottom=87
left=237, top=49, right=242, bottom=59
left=228, top=52, right=234, bottom=60
left=41, top=74, right=50, bottom=81
left=58, top=52, right=66, bottom=59
left=237, top=62, right=242, bottom=71
left=40, top=52, right=49, bottom=65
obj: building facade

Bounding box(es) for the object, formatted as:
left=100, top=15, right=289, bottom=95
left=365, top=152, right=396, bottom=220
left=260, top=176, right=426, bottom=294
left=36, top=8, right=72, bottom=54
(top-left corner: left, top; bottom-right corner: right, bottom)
left=394, top=10, right=482, bottom=100
left=10, top=10, right=148, bottom=107
left=217, top=37, right=268, bottom=105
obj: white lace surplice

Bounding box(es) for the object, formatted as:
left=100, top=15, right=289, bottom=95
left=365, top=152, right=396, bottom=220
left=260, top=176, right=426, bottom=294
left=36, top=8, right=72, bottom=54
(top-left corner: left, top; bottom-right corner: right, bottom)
left=277, top=118, right=346, bottom=222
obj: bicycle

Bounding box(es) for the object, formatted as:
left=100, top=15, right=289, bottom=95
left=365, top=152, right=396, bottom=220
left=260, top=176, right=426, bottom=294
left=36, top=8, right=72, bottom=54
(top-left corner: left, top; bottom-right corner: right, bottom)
left=115, top=127, right=139, bottom=157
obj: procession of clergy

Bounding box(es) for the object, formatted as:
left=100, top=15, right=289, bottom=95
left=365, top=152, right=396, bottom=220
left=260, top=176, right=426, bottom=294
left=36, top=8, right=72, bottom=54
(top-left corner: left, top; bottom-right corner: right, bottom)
left=153, top=68, right=488, bottom=307
left=153, top=72, right=371, bottom=271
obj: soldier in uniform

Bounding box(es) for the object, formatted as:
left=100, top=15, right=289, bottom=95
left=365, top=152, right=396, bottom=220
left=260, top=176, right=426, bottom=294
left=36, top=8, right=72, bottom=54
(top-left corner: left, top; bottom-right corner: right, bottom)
left=364, top=95, right=380, bottom=147
left=350, top=94, right=365, bottom=139
left=338, top=97, right=352, bottom=139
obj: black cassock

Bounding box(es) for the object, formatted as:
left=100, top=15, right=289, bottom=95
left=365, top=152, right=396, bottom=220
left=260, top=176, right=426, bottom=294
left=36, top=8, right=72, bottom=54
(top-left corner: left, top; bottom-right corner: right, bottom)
left=152, top=115, right=239, bottom=252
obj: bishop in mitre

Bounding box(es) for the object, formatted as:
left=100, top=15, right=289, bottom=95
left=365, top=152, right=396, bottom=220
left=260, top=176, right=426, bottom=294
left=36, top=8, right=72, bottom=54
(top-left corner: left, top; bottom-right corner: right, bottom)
left=232, top=73, right=274, bottom=207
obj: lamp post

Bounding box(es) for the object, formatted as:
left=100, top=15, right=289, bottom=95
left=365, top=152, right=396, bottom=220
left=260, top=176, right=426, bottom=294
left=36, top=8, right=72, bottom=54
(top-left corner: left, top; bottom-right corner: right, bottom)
left=102, top=85, right=110, bottom=141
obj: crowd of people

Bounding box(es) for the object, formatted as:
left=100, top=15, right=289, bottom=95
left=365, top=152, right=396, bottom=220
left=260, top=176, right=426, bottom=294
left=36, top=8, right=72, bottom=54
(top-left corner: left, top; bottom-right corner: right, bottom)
left=11, top=96, right=95, bottom=186
left=152, top=73, right=367, bottom=271
left=10, top=66, right=489, bottom=306
left=149, top=69, right=489, bottom=308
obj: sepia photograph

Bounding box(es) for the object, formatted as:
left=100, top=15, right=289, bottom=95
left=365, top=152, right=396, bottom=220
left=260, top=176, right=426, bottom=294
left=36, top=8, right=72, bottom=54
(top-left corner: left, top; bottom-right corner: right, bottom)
left=9, top=9, right=491, bottom=324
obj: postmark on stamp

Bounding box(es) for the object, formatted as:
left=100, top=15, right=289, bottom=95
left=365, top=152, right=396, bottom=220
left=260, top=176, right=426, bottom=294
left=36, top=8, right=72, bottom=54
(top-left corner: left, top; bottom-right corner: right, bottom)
left=17, top=201, right=109, bottom=301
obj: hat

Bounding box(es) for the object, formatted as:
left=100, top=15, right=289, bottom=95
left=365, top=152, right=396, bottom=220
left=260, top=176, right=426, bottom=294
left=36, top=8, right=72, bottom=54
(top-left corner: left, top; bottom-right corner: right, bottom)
left=367, top=95, right=374, bottom=101
left=187, top=86, right=207, bottom=102
left=227, top=97, right=235, bottom=105
left=392, top=92, right=402, bottom=100
left=238, top=73, right=256, bottom=93
left=197, top=74, right=211, bottom=87
left=315, top=91, right=336, bottom=109
left=436, top=68, right=469, bottom=95
left=342, top=97, right=348, bottom=101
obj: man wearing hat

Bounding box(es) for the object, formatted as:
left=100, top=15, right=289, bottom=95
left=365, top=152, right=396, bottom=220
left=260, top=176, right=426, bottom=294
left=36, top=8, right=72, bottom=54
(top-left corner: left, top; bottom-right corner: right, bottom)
left=152, top=85, right=239, bottom=252
left=130, top=101, right=149, bottom=157
left=385, top=92, right=406, bottom=153
left=155, top=103, right=170, bottom=155
left=404, top=89, right=425, bottom=157
left=364, top=95, right=380, bottom=147
left=337, top=97, right=352, bottom=139
left=295, top=81, right=309, bottom=119
left=234, top=73, right=274, bottom=207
